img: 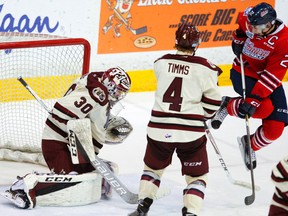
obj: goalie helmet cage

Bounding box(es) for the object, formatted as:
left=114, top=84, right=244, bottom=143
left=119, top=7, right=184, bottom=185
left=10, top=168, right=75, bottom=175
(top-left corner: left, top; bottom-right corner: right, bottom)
left=0, top=34, right=91, bottom=166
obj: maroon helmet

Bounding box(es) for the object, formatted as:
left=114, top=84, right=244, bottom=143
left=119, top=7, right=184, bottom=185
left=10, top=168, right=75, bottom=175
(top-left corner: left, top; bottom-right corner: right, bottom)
left=102, top=67, right=131, bottom=102
left=175, top=23, right=201, bottom=49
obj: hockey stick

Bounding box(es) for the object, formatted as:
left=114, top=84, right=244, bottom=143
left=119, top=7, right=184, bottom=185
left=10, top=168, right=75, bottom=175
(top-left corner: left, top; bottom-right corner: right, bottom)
left=17, top=76, right=170, bottom=204
left=17, top=76, right=138, bottom=204
left=240, top=54, right=256, bottom=205
left=70, top=129, right=138, bottom=204
left=17, top=76, right=52, bottom=115
left=106, top=0, right=147, bottom=35
left=204, top=122, right=260, bottom=191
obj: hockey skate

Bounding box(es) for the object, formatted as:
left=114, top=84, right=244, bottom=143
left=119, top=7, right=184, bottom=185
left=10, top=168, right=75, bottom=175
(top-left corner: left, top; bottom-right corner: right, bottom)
left=128, top=198, right=153, bottom=216
left=237, top=135, right=257, bottom=170
left=211, top=96, right=230, bottom=129
left=1, top=188, right=35, bottom=209
left=182, top=207, right=197, bottom=216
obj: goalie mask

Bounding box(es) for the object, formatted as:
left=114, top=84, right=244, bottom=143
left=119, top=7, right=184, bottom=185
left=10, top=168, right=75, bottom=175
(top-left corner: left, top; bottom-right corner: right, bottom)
left=175, top=23, right=201, bottom=51
left=102, top=67, right=131, bottom=102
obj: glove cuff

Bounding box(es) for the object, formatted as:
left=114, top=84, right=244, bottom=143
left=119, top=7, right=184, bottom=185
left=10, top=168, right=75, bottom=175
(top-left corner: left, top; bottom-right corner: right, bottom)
left=249, top=94, right=263, bottom=101
left=245, top=94, right=263, bottom=108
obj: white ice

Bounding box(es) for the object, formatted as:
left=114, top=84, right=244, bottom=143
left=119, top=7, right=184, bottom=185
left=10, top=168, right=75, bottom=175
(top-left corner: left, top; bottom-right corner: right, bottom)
left=1, top=84, right=287, bottom=216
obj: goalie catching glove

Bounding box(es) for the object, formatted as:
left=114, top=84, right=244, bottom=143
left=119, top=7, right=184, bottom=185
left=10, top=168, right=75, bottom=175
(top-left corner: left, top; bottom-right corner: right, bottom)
left=105, top=116, right=133, bottom=144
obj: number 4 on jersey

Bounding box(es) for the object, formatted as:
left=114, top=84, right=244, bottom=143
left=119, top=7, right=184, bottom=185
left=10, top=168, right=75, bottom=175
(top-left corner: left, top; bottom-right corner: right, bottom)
left=163, top=77, right=183, bottom=112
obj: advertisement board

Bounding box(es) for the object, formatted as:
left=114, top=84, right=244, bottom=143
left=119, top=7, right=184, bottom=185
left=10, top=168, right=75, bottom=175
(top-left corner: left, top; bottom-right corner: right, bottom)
left=98, top=0, right=275, bottom=54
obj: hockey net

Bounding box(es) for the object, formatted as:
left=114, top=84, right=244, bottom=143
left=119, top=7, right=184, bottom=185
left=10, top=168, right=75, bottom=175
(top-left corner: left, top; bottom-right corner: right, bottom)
left=0, top=33, right=91, bottom=166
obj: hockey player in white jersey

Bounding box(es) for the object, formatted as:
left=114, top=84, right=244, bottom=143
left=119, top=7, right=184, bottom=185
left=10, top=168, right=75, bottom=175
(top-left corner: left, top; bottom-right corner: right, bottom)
left=268, top=155, right=288, bottom=215
left=128, top=23, right=222, bottom=216
left=2, top=67, right=132, bottom=209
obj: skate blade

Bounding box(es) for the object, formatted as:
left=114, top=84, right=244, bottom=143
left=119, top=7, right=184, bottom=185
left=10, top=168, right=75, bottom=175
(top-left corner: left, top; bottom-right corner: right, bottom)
left=237, top=137, right=250, bottom=171
left=0, top=191, right=26, bottom=208
left=237, top=137, right=256, bottom=171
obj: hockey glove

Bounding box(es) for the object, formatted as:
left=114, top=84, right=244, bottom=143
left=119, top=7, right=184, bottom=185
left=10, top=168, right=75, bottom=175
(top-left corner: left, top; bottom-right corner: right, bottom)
left=238, top=95, right=262, bottom=118
left=105, top=116, right=133, bottom=144
left=232, top=29, right=246, bottom=58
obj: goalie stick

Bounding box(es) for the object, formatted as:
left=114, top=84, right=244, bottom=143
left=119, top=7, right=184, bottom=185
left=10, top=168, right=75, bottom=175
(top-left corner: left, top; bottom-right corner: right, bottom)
left=17, top=76, right=52, bottom=114
left=17, top=76, right=138, bottom=204
left=240, top=54, right=256, bottom=205
left=17, top=76, right=170, bottom=204
left=204, top=122, right=260, bottom=191
left=106, top=0, right=147, bottom=35
left=70, top=129, right=138, bottom=204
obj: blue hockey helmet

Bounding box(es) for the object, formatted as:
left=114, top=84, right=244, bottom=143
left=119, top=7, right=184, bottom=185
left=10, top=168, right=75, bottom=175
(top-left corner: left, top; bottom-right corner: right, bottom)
left=247, top=2, right=277, bottom=26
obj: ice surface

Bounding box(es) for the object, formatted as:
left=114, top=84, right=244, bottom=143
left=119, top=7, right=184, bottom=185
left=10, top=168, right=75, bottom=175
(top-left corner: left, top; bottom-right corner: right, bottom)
left=1, top=85, right=287, bottom=216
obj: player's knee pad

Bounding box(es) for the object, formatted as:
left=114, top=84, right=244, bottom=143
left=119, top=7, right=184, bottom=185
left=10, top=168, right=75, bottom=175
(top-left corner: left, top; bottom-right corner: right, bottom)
left=143, top=164, right=164, bottom=178
left=252, top=120, right=285, bottom=150
left=263, top=120, right=285, bottom=140
left=253, top=98, right=274, bottom=119
left=185, top=173, right=208, bottom=185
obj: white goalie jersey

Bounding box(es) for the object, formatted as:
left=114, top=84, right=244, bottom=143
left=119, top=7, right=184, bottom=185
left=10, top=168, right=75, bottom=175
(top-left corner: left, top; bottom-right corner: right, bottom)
left=42, top=72, right=109, bottom=145
left=42, top=72, right=132, bottom=147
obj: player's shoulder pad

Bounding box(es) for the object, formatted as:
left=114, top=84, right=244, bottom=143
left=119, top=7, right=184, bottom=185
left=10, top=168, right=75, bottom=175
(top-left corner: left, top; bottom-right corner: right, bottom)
left=154, top=54, right=172, bottom=63
left=86, top=72, right=109, bottom=105
left=193, top=56, right=222, bottom=76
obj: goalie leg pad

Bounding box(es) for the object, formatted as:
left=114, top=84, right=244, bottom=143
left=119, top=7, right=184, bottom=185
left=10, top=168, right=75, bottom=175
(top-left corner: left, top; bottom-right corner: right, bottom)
left=36, top=172, right=102, bottom=206
left=1, top=172, right=103, bottom=208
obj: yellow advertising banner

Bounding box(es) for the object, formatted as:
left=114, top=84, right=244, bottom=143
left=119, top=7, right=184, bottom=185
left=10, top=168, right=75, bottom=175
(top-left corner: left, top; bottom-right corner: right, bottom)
left=98, top=0, right=275, bottom=54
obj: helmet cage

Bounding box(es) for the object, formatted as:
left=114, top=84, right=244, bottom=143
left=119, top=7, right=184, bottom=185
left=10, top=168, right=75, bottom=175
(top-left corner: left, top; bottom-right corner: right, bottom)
left=102, top=67, right=131, bottom=102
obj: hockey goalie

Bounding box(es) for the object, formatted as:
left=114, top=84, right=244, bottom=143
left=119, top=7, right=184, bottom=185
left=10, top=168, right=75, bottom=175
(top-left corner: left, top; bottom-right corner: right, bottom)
left=1, top=67, right=133, bottom=209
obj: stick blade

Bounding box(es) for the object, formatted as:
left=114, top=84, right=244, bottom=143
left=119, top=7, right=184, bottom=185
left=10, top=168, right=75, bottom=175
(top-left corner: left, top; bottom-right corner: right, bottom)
left=121, top=192, right=138, bottom=204
left=132, top=26, right=147, bottom=35
left=234, top=180, right=260, bottom=191
left=245, top=194, right=255, bottom=205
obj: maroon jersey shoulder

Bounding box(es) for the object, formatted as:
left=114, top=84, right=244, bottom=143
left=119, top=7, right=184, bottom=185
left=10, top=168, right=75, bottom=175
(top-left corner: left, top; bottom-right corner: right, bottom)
left=156, top=54, right=222, bottom=75
left=86, top=72, right=109, bottom=105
